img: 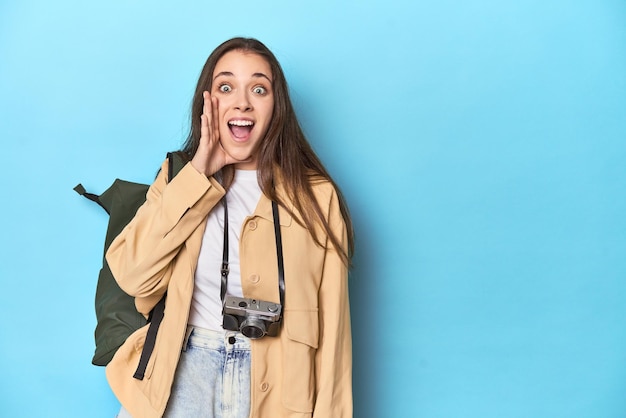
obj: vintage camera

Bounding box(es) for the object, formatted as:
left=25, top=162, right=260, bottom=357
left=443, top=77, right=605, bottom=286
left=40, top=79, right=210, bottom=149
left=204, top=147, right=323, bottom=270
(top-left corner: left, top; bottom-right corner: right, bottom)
left=222, top=295, right=282, bottom=339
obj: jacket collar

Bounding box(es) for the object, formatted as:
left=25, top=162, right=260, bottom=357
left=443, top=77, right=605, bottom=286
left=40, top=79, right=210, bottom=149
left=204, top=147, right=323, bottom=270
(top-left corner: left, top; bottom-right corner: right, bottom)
left=253, top=176, right=293, bottom=227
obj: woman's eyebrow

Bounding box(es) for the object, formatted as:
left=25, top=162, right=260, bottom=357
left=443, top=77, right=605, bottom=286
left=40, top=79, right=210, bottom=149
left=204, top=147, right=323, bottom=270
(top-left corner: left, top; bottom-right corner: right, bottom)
left=213, top=71, right=234, bottom=81
left=213, top=71, right=272, bottom=83
left=252, top=72, right=272, bottom=83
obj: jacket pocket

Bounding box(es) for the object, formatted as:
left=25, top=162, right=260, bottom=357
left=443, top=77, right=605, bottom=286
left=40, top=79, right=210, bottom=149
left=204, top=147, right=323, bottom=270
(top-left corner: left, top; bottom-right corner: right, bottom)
left=118, top=325, right=159, bottom=381
left=125, top=324, right=164, bottom=408
left=282, top=309, right=319, bottom=413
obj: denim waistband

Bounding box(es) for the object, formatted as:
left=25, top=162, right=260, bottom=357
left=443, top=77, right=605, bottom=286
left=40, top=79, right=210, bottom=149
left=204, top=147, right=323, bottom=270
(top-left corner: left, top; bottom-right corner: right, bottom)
left=182, top=325, right=251, bottom=352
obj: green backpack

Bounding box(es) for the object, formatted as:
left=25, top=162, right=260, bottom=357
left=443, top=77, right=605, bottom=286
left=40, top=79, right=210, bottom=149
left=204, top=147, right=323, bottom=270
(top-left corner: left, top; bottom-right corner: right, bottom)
left=74, top=151, right=187, bottom=379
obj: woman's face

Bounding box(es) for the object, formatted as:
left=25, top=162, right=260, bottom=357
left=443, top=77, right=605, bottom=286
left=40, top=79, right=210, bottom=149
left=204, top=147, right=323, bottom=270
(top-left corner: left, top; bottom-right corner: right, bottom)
left=211, top=50, right=274, bottom=170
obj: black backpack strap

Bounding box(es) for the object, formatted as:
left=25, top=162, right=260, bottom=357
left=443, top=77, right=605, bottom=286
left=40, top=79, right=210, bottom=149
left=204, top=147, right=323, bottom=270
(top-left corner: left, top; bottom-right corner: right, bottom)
left=167, top=151, right=188, bottom=181
left=133, top=151, right=188, bottom=380
left=132, top=296, right=165, bottom=380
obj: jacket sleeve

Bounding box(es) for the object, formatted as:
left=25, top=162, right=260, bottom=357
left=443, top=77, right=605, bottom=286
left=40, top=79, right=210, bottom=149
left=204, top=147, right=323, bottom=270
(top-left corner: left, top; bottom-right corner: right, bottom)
left=106, top=158, right=225, bottom=314
left=313, top=187, right=353, bottom=417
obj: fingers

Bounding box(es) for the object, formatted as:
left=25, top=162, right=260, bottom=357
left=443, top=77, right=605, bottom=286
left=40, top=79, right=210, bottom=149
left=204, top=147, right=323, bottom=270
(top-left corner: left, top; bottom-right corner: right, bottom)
left=201, top=91, right=211, bottom=140
left=202, top=91, right=211, bottom=120
left=211, top=96, right=220, bottom=141
left=201, top=92, right=220, bottom=144
left=200, top=113, right=209, bottom=141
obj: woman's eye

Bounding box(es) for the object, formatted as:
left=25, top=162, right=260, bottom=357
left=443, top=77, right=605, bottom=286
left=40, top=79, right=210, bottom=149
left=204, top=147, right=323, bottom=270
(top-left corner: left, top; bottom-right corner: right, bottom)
left=253, top=86, right=267, bottom=95
left=219, top=84, right=232, bottom=93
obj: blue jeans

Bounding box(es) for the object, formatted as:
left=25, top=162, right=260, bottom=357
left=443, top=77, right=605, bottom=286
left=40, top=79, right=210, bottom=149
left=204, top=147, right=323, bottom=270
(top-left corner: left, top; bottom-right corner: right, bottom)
left=118, top=326, right=251, bottom=418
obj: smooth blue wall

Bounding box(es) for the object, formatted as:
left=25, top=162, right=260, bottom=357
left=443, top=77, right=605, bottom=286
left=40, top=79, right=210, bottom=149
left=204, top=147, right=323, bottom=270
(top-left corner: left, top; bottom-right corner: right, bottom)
left=1, top=1, right=625, bottom=417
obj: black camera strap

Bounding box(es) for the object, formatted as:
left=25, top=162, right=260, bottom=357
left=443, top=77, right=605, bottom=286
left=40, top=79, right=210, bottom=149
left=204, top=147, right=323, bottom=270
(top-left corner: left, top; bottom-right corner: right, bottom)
left=221, top=197, right=285, bottom=308
left=271, top=200, right=286, bottom=308
left=220, top=199, right=230, bottom=302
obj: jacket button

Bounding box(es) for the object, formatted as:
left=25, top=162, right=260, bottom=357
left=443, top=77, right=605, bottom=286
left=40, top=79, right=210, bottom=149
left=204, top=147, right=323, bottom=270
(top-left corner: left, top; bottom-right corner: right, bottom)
left=248, top=220, right=258, bottom=230
left=260, top=382, right=269, bottom=392
left=249, top=274, right=260, bottom=284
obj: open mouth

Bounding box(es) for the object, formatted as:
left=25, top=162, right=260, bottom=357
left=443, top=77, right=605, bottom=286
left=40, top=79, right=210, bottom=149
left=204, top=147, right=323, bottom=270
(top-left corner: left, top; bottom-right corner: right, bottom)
left=228, top=119, right=254, bottom=141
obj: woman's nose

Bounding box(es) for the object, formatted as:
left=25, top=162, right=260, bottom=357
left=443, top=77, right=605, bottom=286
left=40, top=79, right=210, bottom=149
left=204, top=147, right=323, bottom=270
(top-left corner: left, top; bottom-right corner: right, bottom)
left=234, top=91, right=252, bottom=111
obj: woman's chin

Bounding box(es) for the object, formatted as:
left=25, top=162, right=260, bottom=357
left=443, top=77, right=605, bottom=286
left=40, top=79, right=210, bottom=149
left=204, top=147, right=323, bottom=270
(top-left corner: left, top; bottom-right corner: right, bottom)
left=221, top=143, right=256, bottom=169
left=229, top=152, right=257, bottom=170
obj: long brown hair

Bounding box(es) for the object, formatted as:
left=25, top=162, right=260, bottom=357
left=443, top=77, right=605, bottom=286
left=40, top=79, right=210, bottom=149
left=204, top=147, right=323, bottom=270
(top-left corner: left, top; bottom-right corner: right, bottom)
left=181, top=37, right=354, bottom=266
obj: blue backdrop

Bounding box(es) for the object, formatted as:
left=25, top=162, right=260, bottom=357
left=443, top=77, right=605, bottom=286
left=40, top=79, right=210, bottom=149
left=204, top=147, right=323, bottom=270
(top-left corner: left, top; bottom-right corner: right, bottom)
left=1, top=1, right=625, bottom=417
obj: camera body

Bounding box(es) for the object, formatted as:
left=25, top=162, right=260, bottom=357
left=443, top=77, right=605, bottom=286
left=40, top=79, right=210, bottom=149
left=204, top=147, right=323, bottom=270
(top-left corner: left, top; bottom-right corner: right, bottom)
left=222, top=295, right=282, bottom=339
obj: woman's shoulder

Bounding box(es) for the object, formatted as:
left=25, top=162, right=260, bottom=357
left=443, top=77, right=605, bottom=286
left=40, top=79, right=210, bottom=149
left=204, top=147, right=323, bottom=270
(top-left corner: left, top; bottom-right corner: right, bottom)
left=308, top=173, right=339, bottom=201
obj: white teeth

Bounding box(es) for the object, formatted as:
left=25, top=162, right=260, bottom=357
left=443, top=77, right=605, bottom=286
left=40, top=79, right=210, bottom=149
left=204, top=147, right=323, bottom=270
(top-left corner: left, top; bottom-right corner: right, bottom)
left=228, top=120, right=253, bottom=126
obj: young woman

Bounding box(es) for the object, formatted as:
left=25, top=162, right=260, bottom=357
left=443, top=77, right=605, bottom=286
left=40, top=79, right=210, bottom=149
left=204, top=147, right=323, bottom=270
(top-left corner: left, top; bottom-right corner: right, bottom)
left=106, top=37, right=354, bottom=418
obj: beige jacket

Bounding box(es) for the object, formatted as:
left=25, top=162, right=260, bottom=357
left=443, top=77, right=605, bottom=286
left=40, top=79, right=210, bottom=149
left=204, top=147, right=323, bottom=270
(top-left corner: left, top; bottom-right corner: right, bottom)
left=105, top=159, right=352, bottom=418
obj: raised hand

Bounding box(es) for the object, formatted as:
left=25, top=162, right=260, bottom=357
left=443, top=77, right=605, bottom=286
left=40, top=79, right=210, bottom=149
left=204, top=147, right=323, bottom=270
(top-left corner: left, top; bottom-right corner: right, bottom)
left=190, top=91, right=248, bottom=176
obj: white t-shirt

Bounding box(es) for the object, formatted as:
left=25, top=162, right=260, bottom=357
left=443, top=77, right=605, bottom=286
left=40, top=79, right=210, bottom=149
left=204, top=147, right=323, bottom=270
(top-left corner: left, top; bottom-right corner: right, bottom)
left=187, top=169, right=262, bottom=331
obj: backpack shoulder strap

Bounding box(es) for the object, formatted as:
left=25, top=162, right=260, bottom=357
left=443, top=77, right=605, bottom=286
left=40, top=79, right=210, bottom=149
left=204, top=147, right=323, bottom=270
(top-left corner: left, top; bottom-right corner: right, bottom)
left=167, top=151, right=188, bottom=181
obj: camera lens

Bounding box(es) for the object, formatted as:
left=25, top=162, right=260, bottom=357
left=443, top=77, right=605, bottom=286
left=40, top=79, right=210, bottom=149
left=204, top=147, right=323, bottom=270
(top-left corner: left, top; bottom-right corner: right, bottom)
left=240, top=316, right=266, bottom=339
